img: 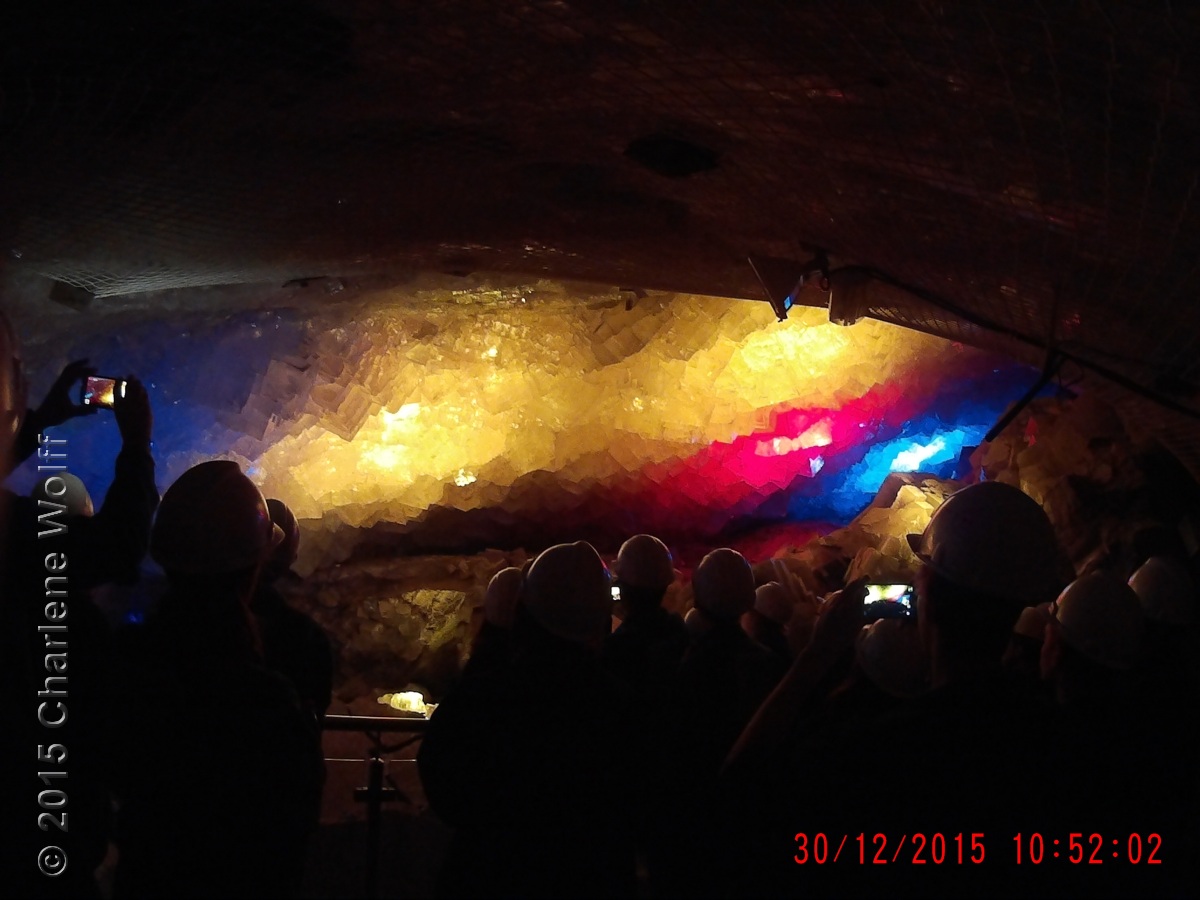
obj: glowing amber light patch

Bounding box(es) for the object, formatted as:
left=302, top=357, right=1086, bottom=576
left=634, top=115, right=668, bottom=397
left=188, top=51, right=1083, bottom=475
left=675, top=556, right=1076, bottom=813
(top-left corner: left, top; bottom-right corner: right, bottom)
left=250, top=289, right=960, bottom=533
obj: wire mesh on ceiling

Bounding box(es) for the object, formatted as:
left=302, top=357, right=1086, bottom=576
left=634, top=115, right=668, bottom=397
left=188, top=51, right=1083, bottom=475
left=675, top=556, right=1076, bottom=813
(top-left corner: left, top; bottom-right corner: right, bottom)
left=2, top=0, right=1198, bottom=474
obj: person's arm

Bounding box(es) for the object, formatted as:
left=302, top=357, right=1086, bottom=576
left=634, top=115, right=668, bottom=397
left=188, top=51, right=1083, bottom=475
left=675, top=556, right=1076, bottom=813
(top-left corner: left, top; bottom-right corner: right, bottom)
left=723, top=579, right=866, bottom=773
left=11, top=359, right=96, bottom=470
left=71, top=379, right=158, bottom=587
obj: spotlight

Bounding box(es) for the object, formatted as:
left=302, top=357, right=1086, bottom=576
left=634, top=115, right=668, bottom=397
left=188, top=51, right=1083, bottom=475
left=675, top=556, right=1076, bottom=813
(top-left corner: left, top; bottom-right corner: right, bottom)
left=827, top=270, right=874, bottom=326
left=747, top=251, right=829, bottom=321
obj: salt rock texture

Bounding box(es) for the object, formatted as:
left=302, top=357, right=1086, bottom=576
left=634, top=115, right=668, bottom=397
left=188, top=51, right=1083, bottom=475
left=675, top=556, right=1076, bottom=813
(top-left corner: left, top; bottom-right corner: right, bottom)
left=279, top=386, right=1191, bottom=707
left=238, top=288, right=1008, bottom=570
left=276, top=547, right=530, bottom=712
left=969, top=393, right=1190, bottom=572
left=9, top=277, right=1028, bottom=570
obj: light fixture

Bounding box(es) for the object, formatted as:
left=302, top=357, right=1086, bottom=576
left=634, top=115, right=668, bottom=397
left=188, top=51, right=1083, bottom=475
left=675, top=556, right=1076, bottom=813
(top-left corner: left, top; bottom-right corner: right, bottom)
left=747, top=251, right=829, bottom=321
left=827, top=270, right=874, bottom=326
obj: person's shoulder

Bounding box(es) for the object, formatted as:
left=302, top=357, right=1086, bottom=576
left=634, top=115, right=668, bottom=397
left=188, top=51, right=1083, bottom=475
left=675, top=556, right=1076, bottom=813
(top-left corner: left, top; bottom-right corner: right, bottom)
left=257, top=591, right=329, bottom=636
left=653, top=606, right=688, bottom=638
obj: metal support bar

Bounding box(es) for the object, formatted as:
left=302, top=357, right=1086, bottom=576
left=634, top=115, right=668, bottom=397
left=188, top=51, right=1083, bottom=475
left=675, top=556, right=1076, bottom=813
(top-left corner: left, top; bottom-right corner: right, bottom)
left=984, top=351, right=1063, bottom=444
left=324, top=715, right=427, bottom=900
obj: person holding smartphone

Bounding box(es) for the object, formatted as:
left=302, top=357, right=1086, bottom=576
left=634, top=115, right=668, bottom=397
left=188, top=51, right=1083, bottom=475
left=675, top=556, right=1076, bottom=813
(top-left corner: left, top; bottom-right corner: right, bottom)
left=1, top=341, right=157, bottom=898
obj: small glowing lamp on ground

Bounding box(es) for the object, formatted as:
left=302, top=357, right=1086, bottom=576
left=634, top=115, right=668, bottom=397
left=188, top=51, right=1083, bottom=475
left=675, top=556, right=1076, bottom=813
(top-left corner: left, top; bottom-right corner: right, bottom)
left=377, top=690, right=433, bottom=716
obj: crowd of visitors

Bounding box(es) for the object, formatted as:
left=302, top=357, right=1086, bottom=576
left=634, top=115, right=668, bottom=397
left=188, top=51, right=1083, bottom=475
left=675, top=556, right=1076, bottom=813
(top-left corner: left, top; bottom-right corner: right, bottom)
left=2, top=309, right=1196, bottom=898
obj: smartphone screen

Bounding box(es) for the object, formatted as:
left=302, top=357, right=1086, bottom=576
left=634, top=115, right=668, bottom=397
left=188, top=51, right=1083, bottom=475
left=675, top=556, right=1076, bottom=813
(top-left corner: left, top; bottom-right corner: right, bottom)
left=81, top=376, right=125, bottom=409
left=864, top=583, right=916, bottom=620
left=611, top=585, right=621, bottom=602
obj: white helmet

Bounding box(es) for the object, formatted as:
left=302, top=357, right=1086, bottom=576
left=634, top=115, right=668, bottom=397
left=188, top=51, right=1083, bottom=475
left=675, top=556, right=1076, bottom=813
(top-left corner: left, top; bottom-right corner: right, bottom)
left=484, top=566, right=523, bottom=629
left=151, top=460, right=284, bottom=575
left=754, top=582, right=793, bottom=625
left=522, top=542, right=611, bottom=643
left=684, top=606, right=712, bottom=641
left=0, top=310, right=26, bottom=464
left=1128, top=556, right=1196, bottom=626
left=907, top=481, right=1065, bottom=607
left=33, top=472, right=94, bottom=518
left=692, top=548, right=756, bottom=620
left=1012, top=602, right=1051, bottom=642
left=1051, top=573, right=1143, bottom=670
left=613, top=534, right=675, bottom=590
left=856, top=619, right=928, bottom=699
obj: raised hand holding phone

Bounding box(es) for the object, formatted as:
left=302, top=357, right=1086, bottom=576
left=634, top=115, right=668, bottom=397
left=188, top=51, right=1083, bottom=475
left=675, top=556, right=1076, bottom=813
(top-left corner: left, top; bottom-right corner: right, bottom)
left=112, top=377, right=152, bottom=449
left=807, top=578, right=868, bottom=664
left=35, top=358, right=98, bottom=425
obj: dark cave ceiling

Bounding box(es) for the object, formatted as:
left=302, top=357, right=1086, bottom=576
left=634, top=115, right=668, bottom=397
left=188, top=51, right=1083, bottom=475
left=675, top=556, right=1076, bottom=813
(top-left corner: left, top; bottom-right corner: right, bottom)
left=2, top=0, right=1199, bottom=474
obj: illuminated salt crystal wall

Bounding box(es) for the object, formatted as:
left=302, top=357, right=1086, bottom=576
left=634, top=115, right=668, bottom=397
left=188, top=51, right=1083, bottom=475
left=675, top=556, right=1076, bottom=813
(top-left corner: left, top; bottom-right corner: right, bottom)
left=11, top=280, right=1036, bottom=569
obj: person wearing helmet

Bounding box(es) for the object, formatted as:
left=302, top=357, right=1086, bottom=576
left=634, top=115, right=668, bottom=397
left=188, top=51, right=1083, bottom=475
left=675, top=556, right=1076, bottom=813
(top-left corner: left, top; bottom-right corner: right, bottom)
left=0, top=310, right=26, bottom=477
left=462, top=565, right=523, bottom=679
left=650, top=548, right=784, bottom=898
left=5, top=367, right=159, bottom=592
left=1000, top=601, right=1053, bottom=690
left=786, top=615, right=930, bottom=754
left=250, top=498, right=334, bottom=726
left=742, top=581, right=794, bottom=666
left=905, top=480, right=1068, bottom=686
left=604, top=534, right=687, bottom=703
left=110, top=461, right=322, bottom=899
left=683, top=604, right=713, bottom=642
left=1128, top=554, right=1199, bottom=711
left=670, top=548, right=785, bottom=761
left=1040, top=572, right=1144, bottom=707
left=1130, top=554, right=1197, bottom=628
left=671, top=549, right=784, bottom=771
left=419, top=541, right=639, bottom=899
left=31, top=470, right=94, bottom=515
left=722, top=483, right=1080, bottom=899
left=1039, top=571, right=1193, bottom=894
left=0, top=330, right=159, bottom=898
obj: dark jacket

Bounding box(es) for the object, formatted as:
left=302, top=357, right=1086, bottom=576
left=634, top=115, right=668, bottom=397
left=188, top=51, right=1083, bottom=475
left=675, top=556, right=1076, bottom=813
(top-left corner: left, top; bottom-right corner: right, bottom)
left=0, top=446, right=158, bottom=898
left=251, top=581, right=334, bottom=725
left=110, top=597, right=323, bottom=899
left=419, top=630, right=639, bottom=899
left=604, top=604, right=688, bottom=705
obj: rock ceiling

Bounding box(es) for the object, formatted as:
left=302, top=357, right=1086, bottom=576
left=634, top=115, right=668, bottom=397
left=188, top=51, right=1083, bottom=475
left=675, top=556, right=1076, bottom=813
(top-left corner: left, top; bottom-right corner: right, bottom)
left=2, top=1, right=1198, bottom=476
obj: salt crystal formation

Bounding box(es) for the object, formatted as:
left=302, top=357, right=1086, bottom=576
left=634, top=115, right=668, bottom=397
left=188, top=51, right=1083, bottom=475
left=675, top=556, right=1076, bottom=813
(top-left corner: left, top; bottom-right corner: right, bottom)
left=232, top=286, right=1021, bottom=570
left=280, top=548, right=528, bottom=710
left=12, top=279, right=1029, bottom=567
left=749, top=392, right=1181, bottom=609
left=21, top=276, right=1171, bottom=706
left=968, top=393, right=1162, bottom=569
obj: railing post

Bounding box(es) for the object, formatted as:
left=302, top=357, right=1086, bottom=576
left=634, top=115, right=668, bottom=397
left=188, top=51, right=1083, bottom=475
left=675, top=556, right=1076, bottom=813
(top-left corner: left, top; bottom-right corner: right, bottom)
left=364, top=753, right=385, bottom=899
left=331, top=717, right=427, bottom=900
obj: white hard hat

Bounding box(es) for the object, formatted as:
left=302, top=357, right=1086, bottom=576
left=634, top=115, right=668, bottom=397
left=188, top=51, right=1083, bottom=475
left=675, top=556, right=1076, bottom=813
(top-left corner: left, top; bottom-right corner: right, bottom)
left=1051, top=573, right=1143, bottom=670
left=33, top=472, right=94, bottom=518
left=613, top=533, right=675, bottom=590
left=0, top=311, right=26, bottom=463
left=856, top=619, right=928, bottom=699
left=754, top=582, right=793, bottom=625
left=151, top=460, right=285, bottom=575
left=684, top=606, right=712, bottom=640
left=693, top=548, right=756, bottom=620
left=1128, top=556, right=1196, bottom=626
left=907, top=481, right=1065, bottom=607
left=1012, top=602, right=1052, bottom=642
left=484, top=566, right=524, bottom=629
left=522, top=542, right=612, bottom=643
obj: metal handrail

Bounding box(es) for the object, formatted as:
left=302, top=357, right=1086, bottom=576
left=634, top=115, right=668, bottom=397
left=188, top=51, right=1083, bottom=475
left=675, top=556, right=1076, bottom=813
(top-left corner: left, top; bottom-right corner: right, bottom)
left=321, top=713, right=431, bottom=898
left=324, top=713, right=430, bottom=733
